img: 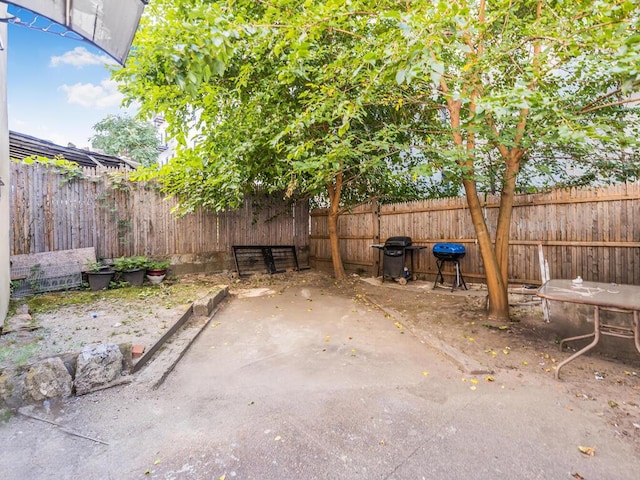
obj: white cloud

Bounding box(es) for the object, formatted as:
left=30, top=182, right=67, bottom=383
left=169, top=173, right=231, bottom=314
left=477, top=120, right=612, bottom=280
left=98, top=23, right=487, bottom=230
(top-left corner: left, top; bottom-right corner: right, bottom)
left=50, top=46, right=116, bottom=68
left=60, top=79, right=124, bottom=108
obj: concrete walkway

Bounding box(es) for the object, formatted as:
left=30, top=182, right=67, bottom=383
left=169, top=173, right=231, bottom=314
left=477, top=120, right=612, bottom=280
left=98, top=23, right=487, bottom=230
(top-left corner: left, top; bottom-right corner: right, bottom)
left=1, top=285, right=638, bottom=479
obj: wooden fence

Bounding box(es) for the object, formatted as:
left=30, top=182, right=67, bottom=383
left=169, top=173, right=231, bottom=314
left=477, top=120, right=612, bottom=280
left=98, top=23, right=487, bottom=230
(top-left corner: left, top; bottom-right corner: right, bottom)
left=310, top=182, right=640, bottom=285
left=10, top=162, right=309, bottom=269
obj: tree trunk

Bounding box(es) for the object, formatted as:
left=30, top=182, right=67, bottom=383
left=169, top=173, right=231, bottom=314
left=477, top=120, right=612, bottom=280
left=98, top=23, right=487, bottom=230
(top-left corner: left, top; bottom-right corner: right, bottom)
left=327, top=174, right=346, bottom=280
left=462, top=179, right=510, bottom=321
left=494, top=154, right=522, bottom=287
left=442, top=79, right=510, bottom=321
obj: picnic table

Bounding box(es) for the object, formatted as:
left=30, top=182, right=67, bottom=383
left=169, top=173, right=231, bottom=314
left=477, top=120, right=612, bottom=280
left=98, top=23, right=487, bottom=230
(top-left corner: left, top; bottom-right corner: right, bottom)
left=537, top=279, right=640, bottom=380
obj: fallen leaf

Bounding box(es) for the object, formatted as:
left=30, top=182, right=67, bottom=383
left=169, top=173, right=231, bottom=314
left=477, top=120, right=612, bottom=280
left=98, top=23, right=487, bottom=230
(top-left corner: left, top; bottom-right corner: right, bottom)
left=485, top=376, right=495, bottom=382
left=219, top=475, right=226, bottom=480
left=394, top=321, right=403, bottom=329
left=307, top=308, right=313, bottom=312
left=578, top=446, right=595, bottom=456
left=324, top=335, right=330, bottom=343
left=498, top=325, right=509, bottom=330
left=153, top=459, right=161, bottom=465
left=422, top=371, right=430, bottom=376
left=522, top=361, right=528, bottom=366
left=351, top=349, right=357, bottom=357
left=471, top=378, right=479, bottom=385
left=144, top=470, right=151, bottom=476
left=469, top=386, right=477, bottom=391
left=468, top=337, right=475, bottom=342
left=571, top=473, right=584, bottom=480
left=502, top=349, right=510, bottom=355
left=274, top=436, right=282, bottom=441
left=379, top=439, right=386, bottom=445
left=608, top=400, right=618, bottom=408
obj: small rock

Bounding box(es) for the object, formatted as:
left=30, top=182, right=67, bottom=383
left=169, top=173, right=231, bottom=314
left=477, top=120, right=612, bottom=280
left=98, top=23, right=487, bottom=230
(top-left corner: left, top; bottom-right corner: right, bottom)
left=23, top=357, right=73, bottom=403
left=74, top=343, right=123, bottom=395
left=3, top=313, right=34, bottom=333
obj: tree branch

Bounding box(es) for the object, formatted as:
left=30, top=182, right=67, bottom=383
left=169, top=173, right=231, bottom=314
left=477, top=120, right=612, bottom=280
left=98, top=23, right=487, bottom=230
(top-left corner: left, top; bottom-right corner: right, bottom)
left=580, top=96, right=640, bottom=114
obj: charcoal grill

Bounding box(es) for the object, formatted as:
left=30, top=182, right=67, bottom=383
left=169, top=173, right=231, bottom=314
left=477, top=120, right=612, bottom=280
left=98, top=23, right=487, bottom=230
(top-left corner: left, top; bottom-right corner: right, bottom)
left=372, top=236, right=425, bottom=285
left=433, top=243, right=467, bottom=291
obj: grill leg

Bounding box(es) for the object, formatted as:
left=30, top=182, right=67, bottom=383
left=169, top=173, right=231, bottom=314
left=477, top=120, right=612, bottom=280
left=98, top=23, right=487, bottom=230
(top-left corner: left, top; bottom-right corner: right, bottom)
left=434, top=259, right=468, bottom=291
left=434, top=259, right=446, bottom=289
left=454, top=261, right=468, bottom=291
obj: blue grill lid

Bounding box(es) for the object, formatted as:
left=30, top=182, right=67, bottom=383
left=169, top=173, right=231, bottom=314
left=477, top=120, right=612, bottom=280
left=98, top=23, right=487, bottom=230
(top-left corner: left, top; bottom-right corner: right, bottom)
left=433, top=243, right=466, bottom=255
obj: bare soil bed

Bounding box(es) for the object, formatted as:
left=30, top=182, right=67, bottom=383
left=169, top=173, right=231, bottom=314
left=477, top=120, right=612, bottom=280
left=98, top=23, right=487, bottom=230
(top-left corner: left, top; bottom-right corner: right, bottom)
left=1, top=274, right=231, bottom=371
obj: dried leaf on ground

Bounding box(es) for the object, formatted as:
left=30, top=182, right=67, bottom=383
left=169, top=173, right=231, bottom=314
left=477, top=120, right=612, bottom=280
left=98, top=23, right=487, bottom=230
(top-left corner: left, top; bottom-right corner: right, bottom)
left=578, top=446, right=595, bottom=456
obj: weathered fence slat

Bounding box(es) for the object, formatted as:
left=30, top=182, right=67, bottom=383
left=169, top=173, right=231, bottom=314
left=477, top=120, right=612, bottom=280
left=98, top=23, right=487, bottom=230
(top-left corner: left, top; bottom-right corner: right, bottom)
left=310, top=182, right=640, bottom=286
left=10, top=163, right=309, bottom=270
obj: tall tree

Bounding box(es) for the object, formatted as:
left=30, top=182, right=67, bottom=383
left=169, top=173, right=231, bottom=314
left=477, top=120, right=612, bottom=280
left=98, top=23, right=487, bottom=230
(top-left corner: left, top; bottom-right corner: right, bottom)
left=91, top=114, right=160, bottom=166
left=116, top=0, right=424, bottom=280
left=382, top=0, right=640, bottom=319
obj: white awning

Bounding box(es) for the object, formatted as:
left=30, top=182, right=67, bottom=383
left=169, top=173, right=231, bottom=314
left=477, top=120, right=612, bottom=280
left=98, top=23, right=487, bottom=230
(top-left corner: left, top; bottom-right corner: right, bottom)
left=5, top=0, right=147, bottom=64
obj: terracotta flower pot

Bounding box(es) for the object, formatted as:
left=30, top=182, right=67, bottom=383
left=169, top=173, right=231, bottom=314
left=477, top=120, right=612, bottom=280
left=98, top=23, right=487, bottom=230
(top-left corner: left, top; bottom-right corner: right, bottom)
left=146, top=268, right=167, bottom=285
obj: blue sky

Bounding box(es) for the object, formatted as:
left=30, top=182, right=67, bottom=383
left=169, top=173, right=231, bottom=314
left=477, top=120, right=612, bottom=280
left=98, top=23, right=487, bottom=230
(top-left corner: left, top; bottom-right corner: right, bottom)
left=6, top=5, right=136, bottom=149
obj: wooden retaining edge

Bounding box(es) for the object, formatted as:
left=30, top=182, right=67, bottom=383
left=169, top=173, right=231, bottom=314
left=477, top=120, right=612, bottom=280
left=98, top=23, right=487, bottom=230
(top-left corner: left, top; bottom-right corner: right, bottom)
left=132, top=287, right=228, bottom=374
left=132, top=306, right=193, bottom=374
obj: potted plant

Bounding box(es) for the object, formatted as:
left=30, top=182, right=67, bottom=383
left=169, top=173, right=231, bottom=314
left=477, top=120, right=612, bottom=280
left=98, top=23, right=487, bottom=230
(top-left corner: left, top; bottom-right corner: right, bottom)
left=146, top=260, right=170, bottom=285
left=113, top=256, right=148, bottom=286
left=86, top=260, right=115, bottom=291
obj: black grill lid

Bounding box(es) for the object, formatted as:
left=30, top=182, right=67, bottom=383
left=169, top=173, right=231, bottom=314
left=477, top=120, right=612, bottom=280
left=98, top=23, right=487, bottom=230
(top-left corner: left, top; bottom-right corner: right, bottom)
left=385, top=236, right=412, bottom=247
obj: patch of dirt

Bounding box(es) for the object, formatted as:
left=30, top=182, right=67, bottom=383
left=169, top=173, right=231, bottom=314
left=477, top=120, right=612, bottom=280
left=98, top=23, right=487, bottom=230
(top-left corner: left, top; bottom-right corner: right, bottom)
left=1, top=274, right=232, bottom=371
left=350, top=276, right=640, bottom=448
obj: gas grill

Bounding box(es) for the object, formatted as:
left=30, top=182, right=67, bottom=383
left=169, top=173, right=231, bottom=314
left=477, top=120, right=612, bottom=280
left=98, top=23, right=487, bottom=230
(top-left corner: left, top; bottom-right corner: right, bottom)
left=372, top=236, right=425, bottom=285
left=433, top=243, right=467, bottom=291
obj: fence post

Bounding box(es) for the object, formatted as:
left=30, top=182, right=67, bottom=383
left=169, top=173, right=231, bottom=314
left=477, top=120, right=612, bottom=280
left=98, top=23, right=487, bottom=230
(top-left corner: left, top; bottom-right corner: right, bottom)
left=371, top=200, right=380, bottom=277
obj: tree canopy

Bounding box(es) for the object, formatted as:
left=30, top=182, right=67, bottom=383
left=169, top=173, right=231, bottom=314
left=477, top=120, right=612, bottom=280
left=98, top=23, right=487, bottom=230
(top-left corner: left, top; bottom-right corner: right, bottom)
left=117, top=0, right=640, bottom=319
left=91, top=114, right=160, bottom=167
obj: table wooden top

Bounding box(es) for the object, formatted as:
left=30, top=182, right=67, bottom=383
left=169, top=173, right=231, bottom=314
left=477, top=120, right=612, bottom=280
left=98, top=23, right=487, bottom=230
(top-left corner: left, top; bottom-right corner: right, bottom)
left=538, top=279, right=640, bottom=311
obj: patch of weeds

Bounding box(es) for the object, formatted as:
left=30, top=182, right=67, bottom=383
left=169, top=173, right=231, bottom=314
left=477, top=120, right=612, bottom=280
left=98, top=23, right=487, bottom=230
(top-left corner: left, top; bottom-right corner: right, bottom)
left=0, top=408, right=14, bottom=423
left=0, top=341, right=41, bottom=367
